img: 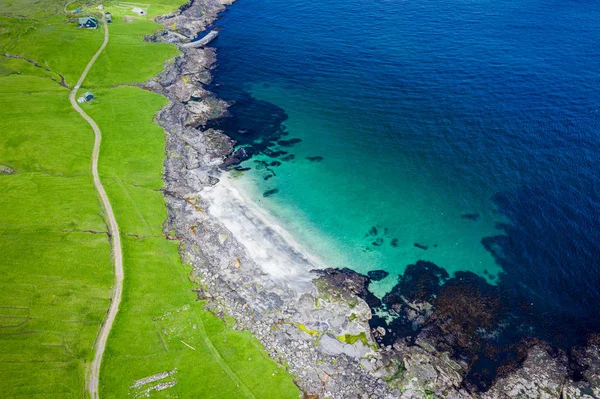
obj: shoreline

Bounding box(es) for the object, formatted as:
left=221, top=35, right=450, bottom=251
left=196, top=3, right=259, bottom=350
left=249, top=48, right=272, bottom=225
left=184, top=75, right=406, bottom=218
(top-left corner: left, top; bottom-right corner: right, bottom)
left=148, top=1, right=396, bottom=397
left=147, top=1, right=600, bottom=398
left=199, top=174, right=322, bottom=292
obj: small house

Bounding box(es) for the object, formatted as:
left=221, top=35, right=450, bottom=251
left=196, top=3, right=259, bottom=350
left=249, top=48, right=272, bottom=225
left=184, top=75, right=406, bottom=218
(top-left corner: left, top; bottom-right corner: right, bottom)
left=77, top=92, right=95, bottom=103
left=105, top=12, right=112, bottom=23
left=122, top=15, right=134, bottom=23
left=78, top=16, right=98, bottom=29
left=131, top=7, right=146, bottom=16
left=74, top=7, right=82, bottom=13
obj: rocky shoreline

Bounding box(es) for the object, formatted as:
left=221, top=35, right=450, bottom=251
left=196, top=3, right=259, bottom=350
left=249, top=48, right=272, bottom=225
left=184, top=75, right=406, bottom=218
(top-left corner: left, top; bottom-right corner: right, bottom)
left=144, top=1, right=600, bottom=398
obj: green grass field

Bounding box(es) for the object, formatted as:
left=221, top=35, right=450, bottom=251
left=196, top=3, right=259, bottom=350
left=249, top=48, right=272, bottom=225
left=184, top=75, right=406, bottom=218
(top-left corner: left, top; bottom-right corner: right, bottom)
left=0, top=0, right=300, bottom=397
left=0, top=70, right=113, bottom=398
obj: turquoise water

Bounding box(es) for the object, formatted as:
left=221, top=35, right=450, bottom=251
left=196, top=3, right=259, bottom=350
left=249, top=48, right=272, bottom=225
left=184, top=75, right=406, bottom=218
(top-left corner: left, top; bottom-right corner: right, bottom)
left=230, top=82, right=504, bottom=296
left=210, top=0, right=600, bottom=341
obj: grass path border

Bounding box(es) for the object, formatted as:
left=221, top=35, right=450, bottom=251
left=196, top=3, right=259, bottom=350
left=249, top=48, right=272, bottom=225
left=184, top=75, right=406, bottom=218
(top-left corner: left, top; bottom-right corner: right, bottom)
left=67, top=15, right=121, bottom=399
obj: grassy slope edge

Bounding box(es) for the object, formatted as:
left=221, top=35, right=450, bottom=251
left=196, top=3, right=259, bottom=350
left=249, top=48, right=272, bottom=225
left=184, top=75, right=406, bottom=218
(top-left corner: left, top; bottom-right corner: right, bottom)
left=0, top=1, right=300, bottom=397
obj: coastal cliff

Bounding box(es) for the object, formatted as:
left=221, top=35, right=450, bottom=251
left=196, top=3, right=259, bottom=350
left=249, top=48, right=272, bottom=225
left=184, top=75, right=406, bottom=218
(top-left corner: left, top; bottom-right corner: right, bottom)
left=145, top=1, right=600, bottom=398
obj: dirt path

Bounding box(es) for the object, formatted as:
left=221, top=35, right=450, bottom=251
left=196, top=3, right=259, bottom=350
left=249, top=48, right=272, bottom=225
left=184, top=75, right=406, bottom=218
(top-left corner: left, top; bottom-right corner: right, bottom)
left=68, top=16, right=121, bottom=399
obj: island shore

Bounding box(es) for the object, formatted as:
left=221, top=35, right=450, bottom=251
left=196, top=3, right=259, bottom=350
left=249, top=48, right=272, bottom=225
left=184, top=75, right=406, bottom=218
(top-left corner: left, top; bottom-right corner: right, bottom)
left=146, top=1, right=600, bottom=398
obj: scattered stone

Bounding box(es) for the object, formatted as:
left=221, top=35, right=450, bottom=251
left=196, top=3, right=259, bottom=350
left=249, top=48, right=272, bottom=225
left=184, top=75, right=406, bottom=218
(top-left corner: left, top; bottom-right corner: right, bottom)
left=0, top=165, right=14, bottom=175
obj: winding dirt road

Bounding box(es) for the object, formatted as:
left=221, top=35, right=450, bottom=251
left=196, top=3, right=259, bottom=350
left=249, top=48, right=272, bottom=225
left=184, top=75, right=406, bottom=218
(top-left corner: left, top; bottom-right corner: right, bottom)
left=68, top=16, right=122, bottom=399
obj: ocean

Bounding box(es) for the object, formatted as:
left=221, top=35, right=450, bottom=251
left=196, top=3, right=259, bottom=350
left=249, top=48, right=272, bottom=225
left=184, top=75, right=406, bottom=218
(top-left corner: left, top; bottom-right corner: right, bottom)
left=208, top=0, right=600, bottom=375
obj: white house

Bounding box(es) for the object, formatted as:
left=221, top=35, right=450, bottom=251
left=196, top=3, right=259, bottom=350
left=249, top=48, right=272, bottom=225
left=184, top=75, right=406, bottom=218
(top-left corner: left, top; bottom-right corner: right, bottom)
left=131, top=7, right=146, bottom=16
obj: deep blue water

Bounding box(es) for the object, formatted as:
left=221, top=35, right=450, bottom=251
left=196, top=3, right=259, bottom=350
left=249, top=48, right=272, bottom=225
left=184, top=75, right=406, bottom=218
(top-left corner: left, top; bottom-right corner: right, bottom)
left=209, top=0, right=600, bottom=366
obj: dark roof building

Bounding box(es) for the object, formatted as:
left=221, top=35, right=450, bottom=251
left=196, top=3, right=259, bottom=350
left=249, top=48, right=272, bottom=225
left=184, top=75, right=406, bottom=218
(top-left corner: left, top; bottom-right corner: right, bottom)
left=105, top=12, right=112, bottom=23
left=78, top=16, right=98, bottom=29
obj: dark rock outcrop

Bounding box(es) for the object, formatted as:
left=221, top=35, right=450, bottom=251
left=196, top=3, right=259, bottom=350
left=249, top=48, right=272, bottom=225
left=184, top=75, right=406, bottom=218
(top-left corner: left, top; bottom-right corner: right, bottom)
left=313, top=268, right=381, bottom=309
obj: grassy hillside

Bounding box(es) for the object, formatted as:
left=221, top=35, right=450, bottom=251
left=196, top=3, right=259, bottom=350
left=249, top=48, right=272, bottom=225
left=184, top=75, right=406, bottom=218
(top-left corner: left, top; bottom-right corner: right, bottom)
left=0, top=0, right=300, bottom=397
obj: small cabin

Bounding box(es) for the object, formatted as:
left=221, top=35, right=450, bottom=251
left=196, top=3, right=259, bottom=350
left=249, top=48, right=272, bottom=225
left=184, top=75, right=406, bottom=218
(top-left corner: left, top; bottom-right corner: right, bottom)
left=78, top=16, right=98, bottom=29
left=105, top=12, right=112, bottom=23
left=77, top=92, right=95, bottom=103
left=122, top=15, right=134, bottom=23
left=131, top=7, right=146, bottom=16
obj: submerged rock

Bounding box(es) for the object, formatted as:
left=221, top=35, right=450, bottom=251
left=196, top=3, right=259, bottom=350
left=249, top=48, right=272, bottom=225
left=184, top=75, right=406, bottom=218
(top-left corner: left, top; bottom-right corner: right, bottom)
left=367, top=270, right=389, bottom=281
left=383, top=260, right=449, bottom=307
left=221, top=147, right=249, bottom=169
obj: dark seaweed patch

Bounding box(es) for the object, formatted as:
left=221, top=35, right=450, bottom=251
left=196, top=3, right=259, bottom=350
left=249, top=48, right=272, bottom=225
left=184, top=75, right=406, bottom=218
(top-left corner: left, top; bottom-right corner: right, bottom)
left=414, top=243, right=428, bottom=250
left=390, top=238, right=399, bottom=247
left=264, top=149, right=287, bottom=158
left=382, top=260, right=449, bottom=306
left=462, top=213, right=481, bottom=221
left=263, top=188, right=279, bottom=197
left=372, top=238, right=384, bottom=247
left=306, top=156, right=324, bottom=162
left=254, top=160, right=277, bottom=177
left=203, top=89, right=293, bottom=165
left=277, top=138, right=302, bottom=147
left=366, top=226, right=378, bottom=237
left=280, top=154, right=295, bottom=162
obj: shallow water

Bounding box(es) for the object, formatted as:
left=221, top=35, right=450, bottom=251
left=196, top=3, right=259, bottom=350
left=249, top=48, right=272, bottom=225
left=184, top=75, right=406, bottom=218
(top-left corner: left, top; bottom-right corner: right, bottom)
left=210, top=0, right=600, bottom=346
